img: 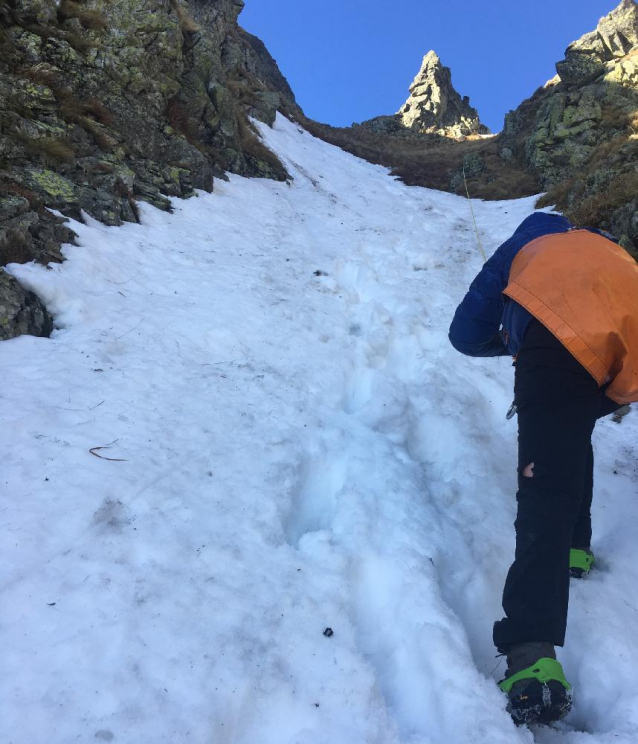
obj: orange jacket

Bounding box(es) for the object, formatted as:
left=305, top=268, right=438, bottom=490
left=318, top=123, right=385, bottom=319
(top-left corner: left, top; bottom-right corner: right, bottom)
left=503, top=230, right=638, bottom=404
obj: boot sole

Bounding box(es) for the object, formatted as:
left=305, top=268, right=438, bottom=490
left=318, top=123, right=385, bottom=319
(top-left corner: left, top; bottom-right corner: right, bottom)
left=570, top=568, right=587, bottom=579
left=507, top=679, right=573, bottom=726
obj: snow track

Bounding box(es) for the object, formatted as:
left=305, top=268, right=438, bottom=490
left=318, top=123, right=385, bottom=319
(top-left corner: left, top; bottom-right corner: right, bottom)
left=2, top=116, right=638, bottom=743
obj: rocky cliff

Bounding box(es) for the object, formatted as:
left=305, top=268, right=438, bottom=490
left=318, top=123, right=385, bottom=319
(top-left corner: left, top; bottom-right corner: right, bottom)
left=0, top=0, right=299, bottom=264
left=359, top=50, right=489, bottom=138
left=500, top=0, right=637, bottom=252
left=0, top=0, right=301, bottom=337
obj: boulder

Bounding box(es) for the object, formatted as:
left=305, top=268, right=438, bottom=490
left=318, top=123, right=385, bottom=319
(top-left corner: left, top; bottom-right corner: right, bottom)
left=0, top=270, right=52, bottom=341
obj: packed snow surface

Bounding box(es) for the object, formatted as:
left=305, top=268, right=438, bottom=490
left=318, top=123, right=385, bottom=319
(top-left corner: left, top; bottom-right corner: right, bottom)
left=3, top=116, right=638, bottom=744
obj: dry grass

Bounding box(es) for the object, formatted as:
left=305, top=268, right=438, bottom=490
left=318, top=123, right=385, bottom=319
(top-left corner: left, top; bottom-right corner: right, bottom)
left=226, top=79, right=257, bottom=106
left=84, top=97, right=114, bottom=125
left=59, top=94, right=113, bottom=125
left=169, top=0, right=200, bottom=34
left=0, top=229, right=36, bottom=265
left=113, top=179, right=141, bottom=223
left=165, top=96, right=220, bottom=161
left=227, top=69, right=266, bottom=106
left=22, top=63, right=59, bottom=88
left=536, top=178, right=577, bottom=210
left=18, top=134, right=76, bottom=163
left=565, top=171, right=638, bottom=227
left=237, top=114, right=288, bottom=181
left=24, top=24, right=58, bottom=40
left=599, top=104, right=638, bottom=135
left=80, top=117, right=116, bottom=151
left=166, top=95, right=193, bottom=135
left=26, top=22, right=102, bottom=53
left=57, top=93, right=117, bottom=151
left=299, top=116, right=540, bottom=199
left=58, top=0, right=108, bottom=30
left=65, top=30, right=102, bottom=53
left=0, top=181, right=42, bottom=210
left=166, top=95, right=207, bottom=152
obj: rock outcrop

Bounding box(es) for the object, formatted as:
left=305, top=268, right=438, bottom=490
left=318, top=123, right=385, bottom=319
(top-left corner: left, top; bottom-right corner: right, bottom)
left=357, top=51, right=488, bottom=138
left=0, top=0, right=299, bottom=265
left=500, top=0, right=638, bottom=253
left=397, top=51, right=489, bottom=137
left=556, top=0, right=637, bottom=84
left=0, top=270, right=52, bottom=341
left=0, top=0, right=300, bottom=338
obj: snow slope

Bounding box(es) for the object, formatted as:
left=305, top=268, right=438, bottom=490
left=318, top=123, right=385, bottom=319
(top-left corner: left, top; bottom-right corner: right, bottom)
left=2, top=115, right=638, bottom=744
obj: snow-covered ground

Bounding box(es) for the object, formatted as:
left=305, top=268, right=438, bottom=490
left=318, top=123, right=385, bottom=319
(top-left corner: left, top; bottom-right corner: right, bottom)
left=2, top=116, right=638, bottom=744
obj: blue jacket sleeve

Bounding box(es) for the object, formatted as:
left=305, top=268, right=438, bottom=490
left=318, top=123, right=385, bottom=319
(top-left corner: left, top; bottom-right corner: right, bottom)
left=448, top=238, right=517, bottom=357
left=448, top=213, right=574, bottom=357
left=449, top=212, right=572, bottom=356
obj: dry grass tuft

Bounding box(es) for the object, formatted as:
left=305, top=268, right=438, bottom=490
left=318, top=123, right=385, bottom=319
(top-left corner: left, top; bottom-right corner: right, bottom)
left=84, top=97, right=114, bottom=125
left=536, top=178, right=577, bottom=210
left=0, top=181, right=42, bottom=210
left=113, top=179, right=141, bottom=223
left=19, top=134, right=76, bottom=163
left=57, top=92, right=117, bottom=151
left=166, top=95, right=192, bottom=135
left=165, top=95, right=219, bottom=160
left=80, top=118, right=116, bottom=151
left=169, top=0, right=200, bottom=34
left=237, top=115, right=288, bottom=181
left=25, top=23, right=60, bottom=41
left=0, top=229, right=36, bottom=265
left=59, top=0, right=108, bottom=30
left=59, top=94, right=113, bottom=125
left=565, top=171, right=638, bottom=228
left=22, top=63, right=59, bottom=88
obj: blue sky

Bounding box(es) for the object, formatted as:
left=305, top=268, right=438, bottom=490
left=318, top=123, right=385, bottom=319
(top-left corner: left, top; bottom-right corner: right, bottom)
left=240, top=0, right=615, bottom=133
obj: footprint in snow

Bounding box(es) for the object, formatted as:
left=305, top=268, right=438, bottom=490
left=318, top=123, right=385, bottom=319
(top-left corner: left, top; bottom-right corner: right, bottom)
left=342, top=367, right=375, bottom=414
left=283, top=454, right=347, bottom=547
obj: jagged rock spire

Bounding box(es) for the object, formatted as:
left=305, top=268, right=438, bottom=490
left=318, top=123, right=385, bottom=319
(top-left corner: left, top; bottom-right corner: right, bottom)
left=397, top=50, right=489, bottom=137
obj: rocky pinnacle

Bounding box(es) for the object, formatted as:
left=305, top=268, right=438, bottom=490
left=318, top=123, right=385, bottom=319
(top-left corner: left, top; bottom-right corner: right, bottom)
left=397, top=51, right=489, bottom=137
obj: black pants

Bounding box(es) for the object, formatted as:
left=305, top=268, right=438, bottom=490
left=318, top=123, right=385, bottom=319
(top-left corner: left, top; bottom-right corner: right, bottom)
left=493, top=319, right=621, bottom=652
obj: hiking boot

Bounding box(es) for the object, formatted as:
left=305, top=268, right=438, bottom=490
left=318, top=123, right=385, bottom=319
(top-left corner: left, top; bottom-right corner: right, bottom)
left=498, top=642, right=572, bottom=725
left=570, top=548, right=595, bottom=578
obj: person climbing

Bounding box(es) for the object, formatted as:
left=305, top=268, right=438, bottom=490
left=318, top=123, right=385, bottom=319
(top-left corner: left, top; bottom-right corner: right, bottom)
left=448, top=212, right=638, bottom=725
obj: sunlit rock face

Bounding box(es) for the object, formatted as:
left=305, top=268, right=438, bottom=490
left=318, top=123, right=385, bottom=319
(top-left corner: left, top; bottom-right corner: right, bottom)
left=397, top=51, right=489, bottom=137
left=556, top=0, right=638, bottom=85
left=500, top=0, right=637, bottom=253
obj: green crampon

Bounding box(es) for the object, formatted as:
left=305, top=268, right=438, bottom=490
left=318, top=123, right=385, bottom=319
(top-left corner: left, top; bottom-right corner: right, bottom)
left=498, top=657, right=572, bottom=695
left=570, top=548, right=595, bottom=576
